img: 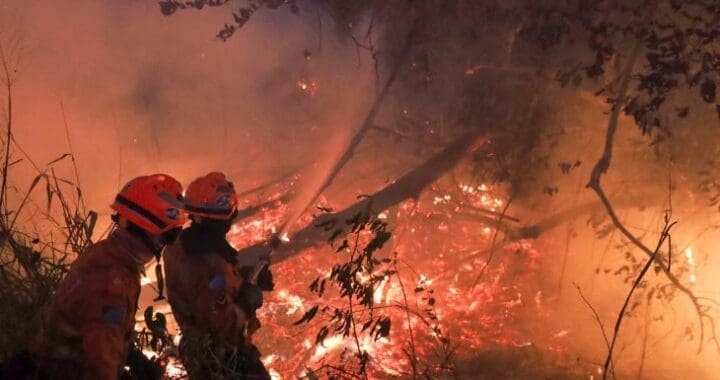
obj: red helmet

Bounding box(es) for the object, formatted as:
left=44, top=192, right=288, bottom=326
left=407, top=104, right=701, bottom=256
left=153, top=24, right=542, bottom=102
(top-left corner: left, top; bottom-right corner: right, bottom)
left=111, top=174, right=186, bottom=234
left=184, top=172, right=238, bottom=220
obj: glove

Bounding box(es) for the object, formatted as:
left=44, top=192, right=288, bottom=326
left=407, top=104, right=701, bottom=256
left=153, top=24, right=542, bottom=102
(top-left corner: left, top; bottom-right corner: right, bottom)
left=256, top=265, right=274, bottom=291
left=236, top=264, right=274, bottom=291
left=238, top=282, right=264, bottom=312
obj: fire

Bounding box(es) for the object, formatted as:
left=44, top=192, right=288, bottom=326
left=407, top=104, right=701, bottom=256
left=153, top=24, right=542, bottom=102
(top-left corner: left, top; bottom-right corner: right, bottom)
left=309, top=335, right=344, bottom=362
left=152, top=176, right=596, bottom=378
left=274, top=289, right=305, bottom=315
left=296, top=79, right=319, bottom=96
left=684, top=247, right=697, bottom=284
left=268, top=368, right=282, bottom=380
left=279, top=231, right=290, bottom=243
left=262, top=354, right=278, bottom=366
left=164, top=357, right=187, bottom=378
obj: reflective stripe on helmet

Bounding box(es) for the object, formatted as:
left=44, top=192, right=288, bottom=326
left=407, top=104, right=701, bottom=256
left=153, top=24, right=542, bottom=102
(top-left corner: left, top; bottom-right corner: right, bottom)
left=183, top=203, right=234, bottom=216
left=114, top=195, right=168, bottom=230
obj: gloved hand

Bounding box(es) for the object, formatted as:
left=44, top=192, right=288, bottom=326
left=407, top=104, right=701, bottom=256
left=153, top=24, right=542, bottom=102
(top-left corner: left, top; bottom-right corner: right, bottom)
left=256, top=265, right=274, bottom=291
left=236, top=263, right=274, bottom=292
left=238, top=282, right=264, bottom=312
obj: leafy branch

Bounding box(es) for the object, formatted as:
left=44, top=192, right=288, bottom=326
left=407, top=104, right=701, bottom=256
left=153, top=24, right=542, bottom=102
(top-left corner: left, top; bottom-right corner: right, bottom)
left=601, top=212, right=676, bottom=380
left=158, top=0, right=297, bottom=41
left=294, top=203, right=393, bottom=379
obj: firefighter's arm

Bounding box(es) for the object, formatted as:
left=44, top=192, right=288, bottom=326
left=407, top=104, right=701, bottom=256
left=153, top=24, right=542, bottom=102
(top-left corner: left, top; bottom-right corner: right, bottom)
left=193, top=270, right=245, bottom=335
left=82, top=315, right=126, bottom=380
left=78, top=291, right=127, bottom=380
left=256, top=264, right=274, bottom=291
left=79, top=269, right=131, bottom=380
left=235, top=243, right=274, bottom=291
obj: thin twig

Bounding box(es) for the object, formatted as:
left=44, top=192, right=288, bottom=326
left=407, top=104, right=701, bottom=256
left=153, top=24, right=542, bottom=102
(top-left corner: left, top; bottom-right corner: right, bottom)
left=471, top=196, right=513, bottom=289
left=390, top=205, right=420, bottom=379
left=637, top=303, right=651, bottom=380
left=276, top=16, right=424, bottom=237
left=348, top=231, right=364, bottom=359
left=602, top=215, right=676, bottom=380
left=59, top=101, right=86, bottom=216
left=574, top=283, right=615, bottom=379
left=0, top=43, right=13, bottom=218
left=586, top=5, right=713, bottom=355
left=557, top=225, right=574, bottom=294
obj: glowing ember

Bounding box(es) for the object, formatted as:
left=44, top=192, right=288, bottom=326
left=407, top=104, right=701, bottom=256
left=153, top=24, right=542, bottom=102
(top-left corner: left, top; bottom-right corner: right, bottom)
left=296, top=79, right=319, bottom=96
left=263, top=354, right=278, bottom=366
left=279, top=231, right=290, bottom=243
left=171, top=178, right=585, bottom=378
left=684, top=247, right=697, bottom=284
left=165, top=357, right=187, bottom=378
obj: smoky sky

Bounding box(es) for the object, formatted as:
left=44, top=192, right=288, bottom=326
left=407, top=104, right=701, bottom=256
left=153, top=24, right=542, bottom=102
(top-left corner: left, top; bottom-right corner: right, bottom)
left=3, top=3, right=720, bottom=376
left=0, top=0, right=375, bottom=220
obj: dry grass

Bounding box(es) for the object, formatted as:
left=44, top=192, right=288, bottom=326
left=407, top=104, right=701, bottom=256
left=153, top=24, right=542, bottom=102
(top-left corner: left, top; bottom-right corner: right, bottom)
left=0, top=39, right=96, bottom=359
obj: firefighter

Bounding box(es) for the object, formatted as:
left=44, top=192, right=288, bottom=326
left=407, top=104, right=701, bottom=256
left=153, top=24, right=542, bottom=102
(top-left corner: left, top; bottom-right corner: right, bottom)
left=26, top=174, right=186, bottom=380
left=164, top=172, right=273, bottom=380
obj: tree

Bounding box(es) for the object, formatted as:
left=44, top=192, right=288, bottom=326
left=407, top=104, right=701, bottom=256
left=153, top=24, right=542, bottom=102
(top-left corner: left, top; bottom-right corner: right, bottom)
left=161, top=0, right=720, bottom=376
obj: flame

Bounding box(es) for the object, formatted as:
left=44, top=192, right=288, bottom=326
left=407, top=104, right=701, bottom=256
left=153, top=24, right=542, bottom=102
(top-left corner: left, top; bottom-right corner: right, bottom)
left=165, top=357, right=187, bottom=378
left=153, top=178, right=602, bottom=378
left=310, top=336, right=344, bottom=362
left=296, top=79, right=319, bottom=96
left=684, top=247, right=697, bottom=284
left=263, top=354, right=278, bottom=366
left=275, top=289, right=306, bottom=315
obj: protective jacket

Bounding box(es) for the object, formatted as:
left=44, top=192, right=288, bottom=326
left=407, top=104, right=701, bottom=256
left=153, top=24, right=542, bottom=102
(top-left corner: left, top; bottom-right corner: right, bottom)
left=164, top=241, right=246, bottom=337
left=32, top=229, right=149, bottom=380
left=163, top=231, right=248, bottom=379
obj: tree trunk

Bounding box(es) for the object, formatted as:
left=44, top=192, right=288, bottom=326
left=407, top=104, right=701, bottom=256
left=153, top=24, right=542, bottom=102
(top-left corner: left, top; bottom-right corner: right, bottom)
left=235, top=130, right=486, bottom=267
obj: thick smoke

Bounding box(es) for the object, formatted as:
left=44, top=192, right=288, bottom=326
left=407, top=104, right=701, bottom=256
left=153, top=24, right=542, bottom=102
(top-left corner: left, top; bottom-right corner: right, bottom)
left=0, top=0, right=374, bottom=227
left=2, top=1, right=720, bottom=378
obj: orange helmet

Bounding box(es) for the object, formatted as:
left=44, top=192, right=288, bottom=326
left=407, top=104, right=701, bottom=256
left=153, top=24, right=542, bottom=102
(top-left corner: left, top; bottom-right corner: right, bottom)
left=111, top=174, right=186, bottom=234
left=184, top=172, right=238, bottom=220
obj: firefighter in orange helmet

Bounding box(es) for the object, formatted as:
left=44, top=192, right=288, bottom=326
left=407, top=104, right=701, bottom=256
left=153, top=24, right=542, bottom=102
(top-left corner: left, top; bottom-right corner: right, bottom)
left=164, top=172, right=273, bottom=380
left=28, top=174, right=186, bottom=380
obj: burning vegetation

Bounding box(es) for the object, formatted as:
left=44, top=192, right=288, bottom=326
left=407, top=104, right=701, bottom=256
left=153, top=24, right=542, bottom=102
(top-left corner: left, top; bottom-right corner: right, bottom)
left=5, top=0, right=720, bottom=379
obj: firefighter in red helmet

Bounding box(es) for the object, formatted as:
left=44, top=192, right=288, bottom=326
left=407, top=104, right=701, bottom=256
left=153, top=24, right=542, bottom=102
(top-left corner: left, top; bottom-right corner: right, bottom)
left=164, top=172, right=273, bottom=380
left=28, top=174, right=186, bottom=380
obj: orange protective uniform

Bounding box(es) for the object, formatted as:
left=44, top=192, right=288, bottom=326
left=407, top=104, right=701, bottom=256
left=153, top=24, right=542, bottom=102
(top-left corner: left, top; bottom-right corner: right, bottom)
left=32, top=229, right=149, bottom=380
left=163, top=239, right=247, bottom=379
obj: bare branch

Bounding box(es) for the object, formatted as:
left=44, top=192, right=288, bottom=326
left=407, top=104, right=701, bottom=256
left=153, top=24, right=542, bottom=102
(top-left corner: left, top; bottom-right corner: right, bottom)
left=471, top=195, right=513, bottom=289
left=276, top=16, right=424, bottom=236
left=602, top=214, right=676, bottom=380
left=574, top=283, right=615, bottom=380
left=586, top=5, right=715, bottom=357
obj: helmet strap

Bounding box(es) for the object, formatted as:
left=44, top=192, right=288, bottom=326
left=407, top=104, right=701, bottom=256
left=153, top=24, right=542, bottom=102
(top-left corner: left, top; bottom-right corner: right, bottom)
left=124, top=222, right=167, bottom=301
left=134, top=231, right=167, bottom=302
left=153, top=254, right=166, bottom=302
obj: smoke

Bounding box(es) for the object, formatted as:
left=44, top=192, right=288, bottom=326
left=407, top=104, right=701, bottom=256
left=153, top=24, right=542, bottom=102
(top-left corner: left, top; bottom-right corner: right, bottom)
left=2, top=1, right=720, bottom=378
left=0, top=0, right=375, bottom=228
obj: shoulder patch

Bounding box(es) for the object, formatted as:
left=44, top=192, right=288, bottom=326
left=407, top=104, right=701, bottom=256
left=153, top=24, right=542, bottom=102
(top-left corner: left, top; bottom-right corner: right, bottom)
left=101, top=306, right=126, bottom=325
left=208, top=274, right=227, bottom=291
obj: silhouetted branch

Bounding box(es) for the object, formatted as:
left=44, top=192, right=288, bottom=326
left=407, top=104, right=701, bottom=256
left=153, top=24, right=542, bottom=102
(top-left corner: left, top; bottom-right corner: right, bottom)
left=276, top=16, right=424, bottom=235
left=586, top=15, right=715, bottom=356
left=574, top=283, right=615, bottom=380
left=602, top=214, right=676, bottom=380
left=236, top=130, right=486, bottom=266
